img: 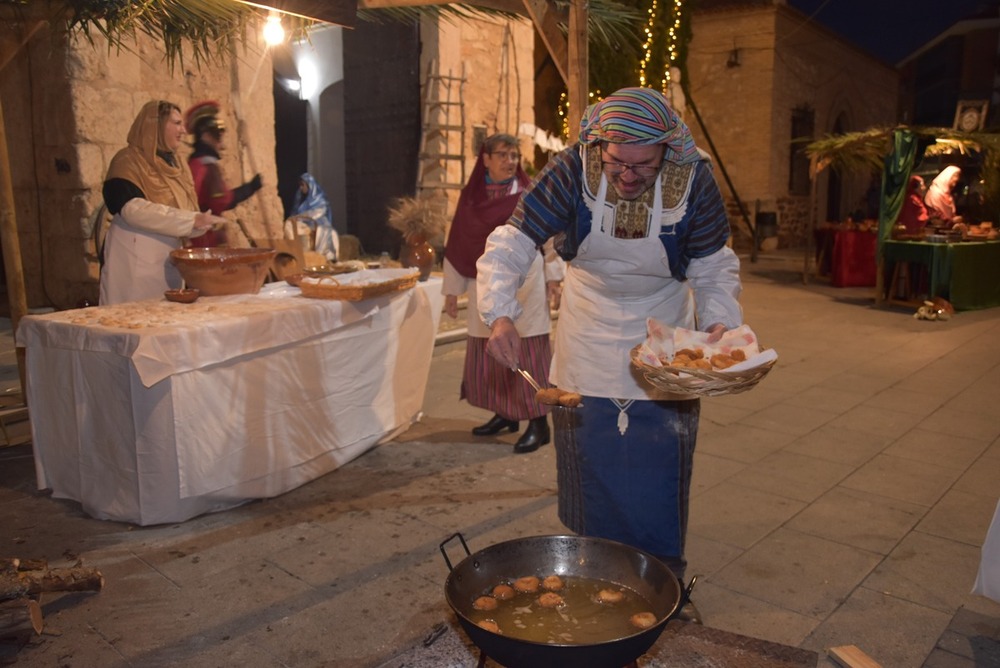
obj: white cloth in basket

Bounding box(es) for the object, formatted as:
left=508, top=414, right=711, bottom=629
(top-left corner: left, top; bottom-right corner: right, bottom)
left=635, top=318, right=777, bottom=373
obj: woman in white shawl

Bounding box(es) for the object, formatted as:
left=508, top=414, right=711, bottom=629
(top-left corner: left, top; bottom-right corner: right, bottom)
left=923, top=165, right=962, bottom=225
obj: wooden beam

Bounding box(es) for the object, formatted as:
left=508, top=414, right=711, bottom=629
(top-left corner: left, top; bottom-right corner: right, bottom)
left=521, top=0, right=569, bottom=85
left=359, top=0, right=525, bottom=10
left=239, top=0, right=358, bottom=29
left=828, top=645, right=883, bottom=668
left=565, top=0, right=587, bottom=141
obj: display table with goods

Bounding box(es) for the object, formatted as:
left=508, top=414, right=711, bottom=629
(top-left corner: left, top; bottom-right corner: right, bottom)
left=16, top=273, right=444, bottom=525
left=831, top=228, right=878, bottom=287
left=881, top=239, right=1000, bottom=311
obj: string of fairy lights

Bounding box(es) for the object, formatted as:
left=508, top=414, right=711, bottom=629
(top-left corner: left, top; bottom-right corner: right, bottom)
left=641, top=0, right=684, bottom=92
left=559, top=0, right=685, bottom=138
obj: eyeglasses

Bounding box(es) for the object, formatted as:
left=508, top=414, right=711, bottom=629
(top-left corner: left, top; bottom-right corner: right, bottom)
left=601, top=161, right=661, bottom=178
left=490, top=150, right=521, bottom=162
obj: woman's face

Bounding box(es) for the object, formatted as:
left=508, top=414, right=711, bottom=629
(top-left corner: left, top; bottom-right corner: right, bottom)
left=483, top=144, right=520, bottom=183
left=160, top=108, right=186, bottom=152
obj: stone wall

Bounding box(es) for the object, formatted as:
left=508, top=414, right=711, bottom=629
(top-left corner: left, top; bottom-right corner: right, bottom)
left=1, top=15, right=280, bottom=309
left=688, top=4, right=899, bottom=248
left=419, top=15, right=536, bottom=232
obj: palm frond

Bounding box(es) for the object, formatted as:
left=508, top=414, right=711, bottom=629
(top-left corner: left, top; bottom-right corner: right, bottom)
left=19, top=0, right=641, bottom=69
left=805, top=126, right=999, bottom=176
left=51, top=0, right=315, bottom=69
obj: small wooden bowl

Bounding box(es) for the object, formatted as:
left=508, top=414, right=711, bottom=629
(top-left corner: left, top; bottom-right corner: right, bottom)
left=164, top=288, right=200, bottom=303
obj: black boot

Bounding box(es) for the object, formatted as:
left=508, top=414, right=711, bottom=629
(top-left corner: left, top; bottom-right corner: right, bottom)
left=513, top=417, right=550, bottom=454
left=472, top=414, right=519, bottom=436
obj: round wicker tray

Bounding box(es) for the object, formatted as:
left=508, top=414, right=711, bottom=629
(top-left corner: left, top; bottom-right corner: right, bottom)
left=299, top=270, right=420, bottom=301
left=630, top=344, right=776, bottom=398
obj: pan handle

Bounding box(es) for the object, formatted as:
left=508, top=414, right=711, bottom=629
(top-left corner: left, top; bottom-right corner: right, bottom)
left=439, top=532, right=471, bottom=572
left=667, top=574, right=699, bottom=621
left=684, top=574, right=698, bottom=602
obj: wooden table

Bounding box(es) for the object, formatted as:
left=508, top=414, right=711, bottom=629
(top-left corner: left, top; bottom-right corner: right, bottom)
left=17, top=278, right=444, bottom=525
left=881, top=240, right=1000, bottom=310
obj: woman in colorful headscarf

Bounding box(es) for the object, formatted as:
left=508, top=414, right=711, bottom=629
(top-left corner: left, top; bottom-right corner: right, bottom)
left=287, top=173, right=339, bottom=262
left=100, top=101, right=225, bottom=305
left=442, top=133, right=563, bottom=454
left=476, top=88, right=742, bottom=624
left=924, top=165, right=962, bottom=224
left=897, top=175, right=929, bottom=234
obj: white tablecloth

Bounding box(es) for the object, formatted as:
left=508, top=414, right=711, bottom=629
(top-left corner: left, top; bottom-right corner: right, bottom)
left=17, top=278, right=444, bottom=525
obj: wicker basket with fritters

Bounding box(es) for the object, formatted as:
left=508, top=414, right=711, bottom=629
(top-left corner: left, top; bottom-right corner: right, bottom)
left=630, top=344, right=775, bottom=397
left=298, top=268, right=420, bottom=301
left=630, top=320, right=777, bottom=398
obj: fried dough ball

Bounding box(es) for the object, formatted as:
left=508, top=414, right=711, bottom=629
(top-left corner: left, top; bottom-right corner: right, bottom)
left=675, top=347, right=703, bottom=360
left=513, top=576, right=540, bottom=593
left=731, top=349, right=747, bottom=361
left=542, top=575, right=564, bottom=591
left=536, top=387, right=583, bottom=407
left=690, top=358, right=712, bottom=370
left=537, top=592, right=564, bottom=608
left=710, top=354, right=736, bottom=370
left=671, top=354, right=693, bottom=367
left=473, top=596, right=498, bottom=611
left=558, top=392, right=583, bottom=408
left=630, top=612, right=657, bottom=629
left=477, top=619, right=501, bottom=634
left=596, top=588, right=624, bottom=604
left=535, top=387, right=565, bottom=406
left=492, top=584, right=516, bottom=600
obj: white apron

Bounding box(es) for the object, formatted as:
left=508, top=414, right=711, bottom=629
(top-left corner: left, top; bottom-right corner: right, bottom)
left=551, top=171, right=696, bottom=401
left=100, top=216, right=184, bottom=305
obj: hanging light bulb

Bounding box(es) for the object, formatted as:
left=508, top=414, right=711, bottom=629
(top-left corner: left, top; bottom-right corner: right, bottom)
left=263, top=11, right=285, bottom=46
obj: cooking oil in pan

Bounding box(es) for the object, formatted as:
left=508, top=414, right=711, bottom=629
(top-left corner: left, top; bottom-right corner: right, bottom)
left=468, top=575, right=656, bottom=644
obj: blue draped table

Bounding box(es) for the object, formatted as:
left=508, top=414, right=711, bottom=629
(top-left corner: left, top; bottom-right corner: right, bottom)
left=882, top=240, right=1000, bottom=310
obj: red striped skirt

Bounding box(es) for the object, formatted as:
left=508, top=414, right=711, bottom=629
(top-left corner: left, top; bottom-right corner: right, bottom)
left=460, top=334, right=552, bottom=420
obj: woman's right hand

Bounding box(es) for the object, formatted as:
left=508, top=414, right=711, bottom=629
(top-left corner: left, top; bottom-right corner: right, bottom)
left=486, top=317, right=522, bottom=369
left=194, top=211, right=227, bottom=230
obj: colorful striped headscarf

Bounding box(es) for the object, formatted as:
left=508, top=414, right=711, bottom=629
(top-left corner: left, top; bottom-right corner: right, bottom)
left=579, top=87, right=701, bottom=165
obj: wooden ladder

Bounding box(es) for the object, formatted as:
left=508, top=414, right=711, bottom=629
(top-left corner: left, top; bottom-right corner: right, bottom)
left=416, top=60, right=467, bottom=196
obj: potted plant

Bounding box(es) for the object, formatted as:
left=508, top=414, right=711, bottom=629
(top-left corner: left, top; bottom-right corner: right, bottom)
left=386, top=196, right=447, bottom=281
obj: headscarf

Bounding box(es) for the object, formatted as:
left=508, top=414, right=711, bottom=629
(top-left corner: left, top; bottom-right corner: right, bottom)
left=897, top=175, right=929, bottom=234
left=578, top=87, right=701, bottom=165
left=105, top=100, right=198, bottom=211
left=444, top=143, right=531, bottom=278
left=924, top=165, right=961, bottom=221
left=291, top=173, right=333, bottom=229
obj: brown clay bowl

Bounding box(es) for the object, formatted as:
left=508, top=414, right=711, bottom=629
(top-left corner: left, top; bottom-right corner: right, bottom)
left=164, top=288, right=201, bottom=303
left=169, top=247, right=277, bottom=296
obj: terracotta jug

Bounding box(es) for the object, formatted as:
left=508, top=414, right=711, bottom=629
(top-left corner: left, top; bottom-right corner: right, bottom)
left=400, top=232, right=435, bottom=281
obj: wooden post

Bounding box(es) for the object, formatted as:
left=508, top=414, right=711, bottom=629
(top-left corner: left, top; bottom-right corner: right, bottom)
left=1, top=20, right=48, bottom=398
left=566, top=0, right=588, bottom=143
left=0, top=99, right=29, bottom=396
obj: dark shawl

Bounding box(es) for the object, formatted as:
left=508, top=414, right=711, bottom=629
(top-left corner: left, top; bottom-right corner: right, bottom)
left=443, top=146, right=530, bottom=278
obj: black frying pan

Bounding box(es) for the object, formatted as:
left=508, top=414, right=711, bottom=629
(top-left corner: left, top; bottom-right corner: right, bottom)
left=441, top=533, right=684, bottom=668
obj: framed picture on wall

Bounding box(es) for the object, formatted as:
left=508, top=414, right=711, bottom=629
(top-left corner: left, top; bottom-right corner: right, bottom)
left=953, top=100, right=989, bottom=132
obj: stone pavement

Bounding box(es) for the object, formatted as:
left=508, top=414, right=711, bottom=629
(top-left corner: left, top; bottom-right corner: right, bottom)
left=1, top=251, right=999, bottom=667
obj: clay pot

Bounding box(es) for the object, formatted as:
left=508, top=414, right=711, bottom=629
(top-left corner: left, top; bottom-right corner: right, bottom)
left=169, top=248, right=276, bottom=296
left=400, top=233, right=435, bottom=281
